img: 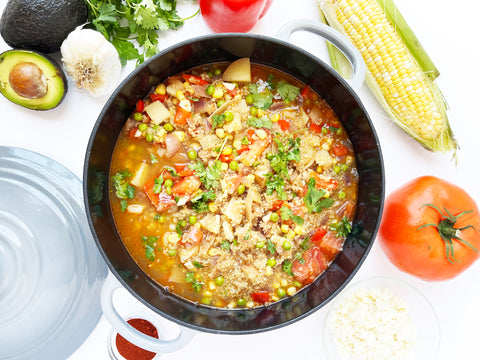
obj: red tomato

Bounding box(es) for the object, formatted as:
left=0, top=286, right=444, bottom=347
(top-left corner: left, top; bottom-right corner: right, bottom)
left=379, top=176, right=480, bottom=281
left=251, top=291, right=270, bottom=304
left=278, top=119, right=290, bottom=131
left=174, top=106, right=191, bottom=125
left=199, top=0, right=272, bottom=33
left=171, top=175, right=201, bottom=197
left=136, top=100, right=144, bottom=112
left=175, top=164, right=195, bottom=177
left=182, top=74, right=209, bottom=85
left=150, top=93, right=168, bottom=102
left=331, top=143, right=349, bottom=157
left=292, top=246, right=327, bottom=284
left=144, top=179, right=174, bottom=212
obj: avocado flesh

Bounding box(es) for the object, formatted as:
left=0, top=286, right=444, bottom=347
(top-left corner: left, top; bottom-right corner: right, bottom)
left=0, top=50, right=67, bottom=110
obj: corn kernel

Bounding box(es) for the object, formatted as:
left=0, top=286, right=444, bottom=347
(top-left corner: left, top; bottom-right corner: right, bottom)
left=222, top=146, right=232, bottom=155
left=208, top=281, right=216, bottom=291
left=257, top=108, right=264, bottom=117
left=273, top=282, right=280, bottom=289
left=271, top=113, right=280, bottom=122
left=176, top=90, right=186, bottom=101
left=155, top=83, right=166, bottom=95
left=233, top=140, right=242, bottom=150
left=294, top=226, right=302, bottom=235
left=265, top=266, right=273, bottom=276
left=280, top=279, right=288, bottom=287
left=208, top=248, right=221, bottom=256
left=215, top=128, right=226, bottom=139
left=212, top=87, right=224, bottom=99
left=271, top=295, right=279, bottom=302
left=173, top=131, right=185, bottom=141
left=204, top=290, right=212, bottom=297
left=281, top=224, right=289, bottom=234
left=246, top=301, right=255, bottom=308
left=286, top=230, right=296, bottom=239
left=287, top=286, right=297, bottom=296
left=316, top=166, right=323, bottom=173
left=255, top=129, right=267, bottom=140
left=221, top=162, right=228, bottom=171
left=208, top=202, right=218, bottom=212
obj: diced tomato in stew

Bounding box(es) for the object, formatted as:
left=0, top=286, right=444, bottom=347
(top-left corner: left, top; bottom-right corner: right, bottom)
left=292, top=246, right=327, bottom=284
left=171, top=175, right=201, bottom=197
left=251, top=291, right=270, bottom=304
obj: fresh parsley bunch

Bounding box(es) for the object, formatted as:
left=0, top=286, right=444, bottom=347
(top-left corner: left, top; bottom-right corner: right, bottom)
left=84, top=0, right=198, bottom=66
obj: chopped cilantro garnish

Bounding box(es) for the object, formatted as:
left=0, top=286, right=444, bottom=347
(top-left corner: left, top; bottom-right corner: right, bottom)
left=212, top=114, right=226, bottom=128
left=141, top=235, right=158, bottom=262
left=193, top=261, right=204, bottom=268
left=190, top=160, right=222, bottom=189
left=185, top=271, right=203, bottom=292
left=282, top=237, right=311, bottom=276
left=191, top=190, right=217, bottom=212
left=266, top=239, right=276, bottom=255
left=276, top=81, right=300, bottom=102
left=112, top=169, right=135, bottom=199
left=304, top=178, right=334, bottom=213
left=220, top=240, right=231, bottom=251
left=330, top=216, right=352, bottom=237
left=153, top=175, right=164, bottom=194
left=248, top=83, right=273, bottom=110
left=150, top=154, right=158, bottom=164
left=120, top=199, right=128, bottom=212
left=247, top=116, right=273, bottom=129
left=265, top=173, right=287, bottom=200
left=280, top=206, right=304, bottom=225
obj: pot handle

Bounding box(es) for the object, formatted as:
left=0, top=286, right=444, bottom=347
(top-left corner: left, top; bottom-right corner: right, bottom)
left=100, top=273, right=195, bottom=353
left=276, top=19, right=366, bottom=92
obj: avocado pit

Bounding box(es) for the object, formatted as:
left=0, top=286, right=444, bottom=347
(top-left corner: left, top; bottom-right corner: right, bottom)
left=9, top=62, right=48, bottom=99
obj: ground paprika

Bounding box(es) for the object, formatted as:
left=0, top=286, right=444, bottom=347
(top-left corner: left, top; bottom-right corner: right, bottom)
left=115, top=318, right=159, bottom=360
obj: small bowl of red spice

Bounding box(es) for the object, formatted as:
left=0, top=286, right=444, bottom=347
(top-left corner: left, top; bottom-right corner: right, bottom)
left=108, top=318, right=160, bottom=360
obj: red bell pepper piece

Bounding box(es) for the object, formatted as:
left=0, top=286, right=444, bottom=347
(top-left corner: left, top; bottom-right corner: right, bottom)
left=309, top=122, right=323, bottom=133
left=251, top=291, right=270, bottom=304
left=278, top=119, right=290, bottom=131
left=174, top=105, right=191, bottom=125
left=136, top=100, right=144, bottom=112
left=182, top=74, right=209, bottom=85
left=199, top=0, right=272, bottom=33
left=331, top=143, right=349, bottom=157
left=150, top=93, right=169, bottom=102
left=175, top=164, right=195, bottom=177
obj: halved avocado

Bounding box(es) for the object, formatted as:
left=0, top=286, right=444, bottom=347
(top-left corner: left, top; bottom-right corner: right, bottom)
left=0, top=50, right=67, bottom=110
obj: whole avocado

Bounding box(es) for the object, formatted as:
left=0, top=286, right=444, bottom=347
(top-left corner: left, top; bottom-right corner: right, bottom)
left=0, top=0, right=88, bottom=54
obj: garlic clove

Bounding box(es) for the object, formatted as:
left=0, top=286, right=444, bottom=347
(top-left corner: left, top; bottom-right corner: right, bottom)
left=60, top=28, right=121, bottom=97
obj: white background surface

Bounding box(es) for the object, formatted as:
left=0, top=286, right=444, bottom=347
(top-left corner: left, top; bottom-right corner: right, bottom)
left=1, top=0, right=480, bottom=359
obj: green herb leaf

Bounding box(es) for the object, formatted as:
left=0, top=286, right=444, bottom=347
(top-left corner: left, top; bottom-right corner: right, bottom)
left=247, top=116, right=273, bottom=129
left=141, top=235, right=158, bottom=261
left=280, top=206, right=304, bottom=225
left=266, top=239, right=276, bottom=255
left=191, top=190, right=217, bottom=212
left=112, top=169, right=135, bottom=199
left=153, top=175, right=164, bottom=194
left=193, top=261, right=204, bottom=268
left=150, top=154, right=159, bottom=164
left=185, top=271, right=203, bottom=292
left=248, top=83, right=273, bottom=110
left=330, top=216, right=352, bottom=237
left=212, top=114, right=226, bottom=128
left=304, top=178, right=334, bottom=213
left=190, top=160, right=222, bottom=189
left=276, top=81, right=300, bottom=102
left=220, top=240, right=231, bottom=251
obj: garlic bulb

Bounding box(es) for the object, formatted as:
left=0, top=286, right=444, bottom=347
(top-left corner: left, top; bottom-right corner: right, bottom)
left=60, top=28, right=121, bottom=97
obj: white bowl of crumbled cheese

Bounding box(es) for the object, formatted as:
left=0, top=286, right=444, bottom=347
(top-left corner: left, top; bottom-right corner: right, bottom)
left=323, top=276, right=440, bottom=360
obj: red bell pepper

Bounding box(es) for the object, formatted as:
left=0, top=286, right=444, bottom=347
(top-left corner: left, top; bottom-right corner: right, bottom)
left=174, top=105, right=191, bottom=125
left=199, top=0, right=273, bottom=33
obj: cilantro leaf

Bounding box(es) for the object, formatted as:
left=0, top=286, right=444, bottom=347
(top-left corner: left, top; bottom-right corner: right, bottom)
left=212, top=114, right=226, bottom=128
left=220, top=240, right=231, bottom=251
left=141, top=235, right=158, bottom=261
left=265, top=173, right=287, bottom=200
left=190, top=160, right=222, bottom=189
left=112, top=169, right=135, bottom=199
left=266, top=239, right=276, bottom=255
left=276, top=81, right=300, bottom=102
left=330, top=216, right=352, bottom=237
left=185, top=271, right=203, bottom=293
left=248, top=84, right=273, bottom=110
left=153, top=175, right=164, bottom=194
left=304, top=178, right=334, bottom=213
left=280, top=206, right=304, bottom=225
left=191, top=190, right=217, bottom=213
left=247, top=116, right=273, bottom=129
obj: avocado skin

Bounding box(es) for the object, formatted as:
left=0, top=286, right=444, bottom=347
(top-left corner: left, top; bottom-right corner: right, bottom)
left=0, top=49, right=68, bottom=110
left=0, top=0, right=88, bottom=54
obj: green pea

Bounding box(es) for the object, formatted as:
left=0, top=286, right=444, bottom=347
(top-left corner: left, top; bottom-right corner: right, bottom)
left=179, top=219, right=187, bottom=228
left=237, top=298, right=246, bottom=307
left=322, top=127, right=328, bottom=134
left=167, top=249, right=176, bottom=257
left=270, top=212, right=279, bottom=222
left=145, top=133, right=153, bottom=142
left=165, top=187, right=172, bottom=195
left=201, top=297, right=211, bottom=305
left=206, top=84, right=215, bottom=96
left=189, top=215, right=197, bottom=225
left=215, top=276, right=224, bottom=286
left=187, top=149, right=197, bottom=160
left=164, top=178, right=173, bottom=188
left=338, top=191, right=346, bottom=200
left=213, top=68, right=222, bottom=76
left=237, top=184, right=246, bottom=195
left=156, top=214, right=167, bottom=223
left=138, top=123, right=148, bottom=132
left=334, top=165, right=341, bottom=173
left=277, top=288, right=286, bottom=298
left=217, top=100, right=225, bottom=108
left=293, top=281, right=302, bottom=288
left=229, top=161, right=239, bottom=171
left=266, top=258, right=276, bottom=267
left=266, top=152, right=274, bottom=160
left=133, top=112, right=143, bottom=121
left=249, top=106, right=258, bottom=116
left=341, top=164, right=349, bottom=171
left=224, top=111, right=234, bottom=122
left=256, top=241, right=265, bottom=249
left=245, top=94, right=254, bottom=104
left=163, top=123, right=174, bottom=132
left=282, top=240, right=292, bottom=250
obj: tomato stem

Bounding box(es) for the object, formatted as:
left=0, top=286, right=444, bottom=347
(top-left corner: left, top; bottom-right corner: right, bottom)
left=417, top=204, right=479, bottom=263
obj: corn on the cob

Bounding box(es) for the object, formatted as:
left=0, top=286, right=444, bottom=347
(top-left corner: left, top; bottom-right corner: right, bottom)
left=318, top=0, right=457, bottom=154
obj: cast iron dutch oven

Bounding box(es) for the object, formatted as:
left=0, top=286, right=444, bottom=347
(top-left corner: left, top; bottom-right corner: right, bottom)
left=84, top=20, right=384, bottom=351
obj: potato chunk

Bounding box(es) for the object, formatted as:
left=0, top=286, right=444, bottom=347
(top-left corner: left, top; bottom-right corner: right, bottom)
left=222, top=58, right=251, bottom=83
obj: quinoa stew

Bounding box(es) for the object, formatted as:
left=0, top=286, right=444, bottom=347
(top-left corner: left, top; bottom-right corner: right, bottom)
left=109, top=59, right=358, bottom=308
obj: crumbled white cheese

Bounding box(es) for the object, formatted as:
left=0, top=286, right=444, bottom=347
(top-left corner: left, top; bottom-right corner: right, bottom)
left=328, top=287, right=416, bottom=360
